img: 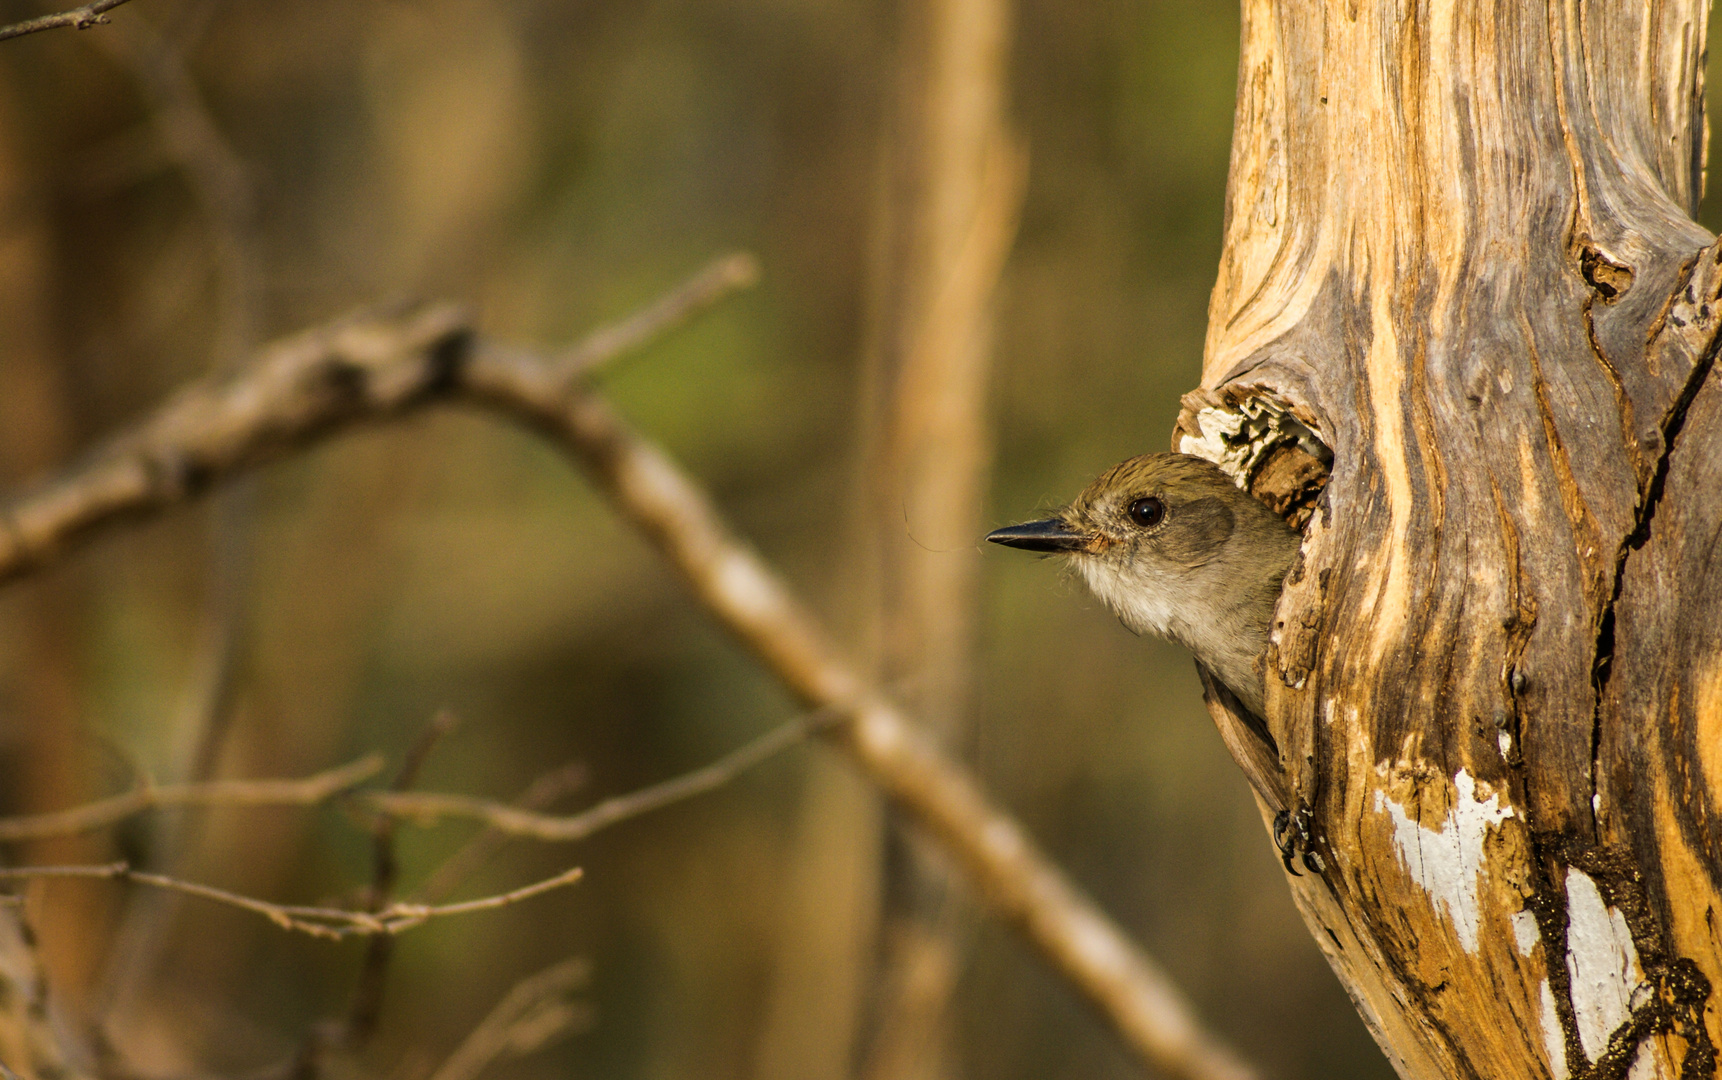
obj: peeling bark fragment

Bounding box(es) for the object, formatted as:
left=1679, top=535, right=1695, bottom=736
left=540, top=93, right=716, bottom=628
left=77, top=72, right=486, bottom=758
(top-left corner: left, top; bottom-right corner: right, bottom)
left=1173, top=385, right=1332, bottom=528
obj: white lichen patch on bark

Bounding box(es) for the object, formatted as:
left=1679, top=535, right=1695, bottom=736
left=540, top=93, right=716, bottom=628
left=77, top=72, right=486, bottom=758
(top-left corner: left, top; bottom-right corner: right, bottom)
left=1512, top=909, right=1541, bottom=956
left=1539, top=979, right=1569, bottom=1080
left=1564, top=869, right=1651, bottom=1066
left=1508, top=914, right=1573, bottom=1079
left=1629, top=1045, right=1674, bottom=1080
left=1373, top=769, right=1513, bottom=953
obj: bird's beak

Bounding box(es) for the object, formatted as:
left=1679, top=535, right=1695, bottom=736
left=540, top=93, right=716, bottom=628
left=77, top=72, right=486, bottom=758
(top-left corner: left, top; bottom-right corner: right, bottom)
left=985, top=519, right=1095, bottom=553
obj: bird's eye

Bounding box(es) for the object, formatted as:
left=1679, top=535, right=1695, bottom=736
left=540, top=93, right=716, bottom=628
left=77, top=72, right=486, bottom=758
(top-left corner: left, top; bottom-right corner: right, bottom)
left=1127, top=496, right=1165, bottom=529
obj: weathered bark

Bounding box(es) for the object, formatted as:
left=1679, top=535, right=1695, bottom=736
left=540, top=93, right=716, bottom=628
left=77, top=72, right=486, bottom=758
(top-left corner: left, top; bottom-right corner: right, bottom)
left=1176, top=3, right=1722, bottom=1078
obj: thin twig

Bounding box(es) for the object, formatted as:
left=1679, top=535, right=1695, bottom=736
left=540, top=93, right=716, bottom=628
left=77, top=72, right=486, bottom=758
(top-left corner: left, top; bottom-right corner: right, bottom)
left=0, top=701, right=800, bottom=868
left=0, top=0, right=137, bottom=42
left=411, top=761, right=587, bottom=905
left=0, top=755, right=385, bottom=842
left=0, top=861, right=583, bottom=941
left=426, top=957, right=591, bottom=1080
left=371, top=709, right=836, bottom=841
left=555, top=252, right=758, bottom=379
left=345, top=710, right=461, bottom=1047
left=365, top=710, right=460, bottom=908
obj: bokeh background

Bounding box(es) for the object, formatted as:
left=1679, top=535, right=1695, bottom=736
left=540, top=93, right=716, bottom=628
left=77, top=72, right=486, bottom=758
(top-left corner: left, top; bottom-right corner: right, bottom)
left=0, top=2, right=1718, bottom=1079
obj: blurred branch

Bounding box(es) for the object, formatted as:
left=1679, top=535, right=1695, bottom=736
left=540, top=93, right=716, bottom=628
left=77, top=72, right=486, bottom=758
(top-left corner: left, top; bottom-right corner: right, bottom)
left=426, top=957, right=592, bottom=1080
left=411, top=761, right=588, bottom=904
left=344, top=710, right=461, bottom=1049
left=371, top=708, right=836, bottom=840
left=855, top=1, right=1027, bottom=1064
left=0, top=261, right=1260, bottom=1080
left=0, top=705, right=811, bottom=859
left=0, top=861, right=583, bottom=941
left=0, top=301, right=470, bottom=587
left=0, top=245, right=754, bottom=586
left=555, top=251, right=758, bottom=379
left=0, top=755, right=384, bottom=842
left=0, top=0, right=136, bottom=43
left=92, top=11, right=259, bottom=363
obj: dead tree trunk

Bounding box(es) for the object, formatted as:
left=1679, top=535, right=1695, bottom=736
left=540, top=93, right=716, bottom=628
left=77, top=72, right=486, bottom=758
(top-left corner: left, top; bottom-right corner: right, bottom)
left=1176, top=3, right=1722, bottom=1078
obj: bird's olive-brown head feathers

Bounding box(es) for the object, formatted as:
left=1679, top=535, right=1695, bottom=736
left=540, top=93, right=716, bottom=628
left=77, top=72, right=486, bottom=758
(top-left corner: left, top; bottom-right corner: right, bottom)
left=987, top=452, right=1302, bottom=717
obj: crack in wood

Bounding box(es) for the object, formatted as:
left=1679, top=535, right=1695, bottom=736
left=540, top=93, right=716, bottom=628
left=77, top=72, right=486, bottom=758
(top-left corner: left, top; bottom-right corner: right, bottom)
left=1547, top=253, right=1722, bottom=1080
left=1477, top=269, right=1722, bottom=1079
left=1589, top=287, right=1722, bottom=829
left=1491, top=519, right=1714, bottom=1080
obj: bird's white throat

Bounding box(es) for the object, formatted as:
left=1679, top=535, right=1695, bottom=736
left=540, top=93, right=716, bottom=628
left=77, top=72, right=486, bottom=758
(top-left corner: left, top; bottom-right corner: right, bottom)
left=1074, top=553, right=1200, bottom=644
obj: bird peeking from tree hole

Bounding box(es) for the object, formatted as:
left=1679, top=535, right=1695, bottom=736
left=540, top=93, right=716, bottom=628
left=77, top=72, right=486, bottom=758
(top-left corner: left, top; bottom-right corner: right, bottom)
left=987, top=452, right=1315, bottom=872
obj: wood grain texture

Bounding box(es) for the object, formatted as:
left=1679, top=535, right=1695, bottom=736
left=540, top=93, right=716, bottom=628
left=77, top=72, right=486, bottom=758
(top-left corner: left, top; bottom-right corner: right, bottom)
left=1176, top=3, right=1722, bottom=1077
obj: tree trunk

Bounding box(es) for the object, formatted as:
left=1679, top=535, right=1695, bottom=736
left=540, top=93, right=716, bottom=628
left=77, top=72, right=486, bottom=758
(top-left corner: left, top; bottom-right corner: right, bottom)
left=1177, top=3, right=1722, bottom=1078
left=849, top=2, right=1022, bottom=1077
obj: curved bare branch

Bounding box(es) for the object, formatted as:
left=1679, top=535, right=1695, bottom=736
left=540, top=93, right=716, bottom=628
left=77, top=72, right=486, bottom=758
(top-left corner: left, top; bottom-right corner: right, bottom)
left=0, top=260, right=1259, bottom=1080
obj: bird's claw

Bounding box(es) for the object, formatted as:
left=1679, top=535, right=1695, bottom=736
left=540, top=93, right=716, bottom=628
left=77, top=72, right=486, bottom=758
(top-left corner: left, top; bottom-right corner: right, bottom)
left=1273, top=805, right=1322, bottom=876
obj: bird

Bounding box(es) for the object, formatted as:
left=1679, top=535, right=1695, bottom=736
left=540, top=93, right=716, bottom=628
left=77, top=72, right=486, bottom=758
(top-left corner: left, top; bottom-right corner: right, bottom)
left=985, top=452, right=1302, bottom=721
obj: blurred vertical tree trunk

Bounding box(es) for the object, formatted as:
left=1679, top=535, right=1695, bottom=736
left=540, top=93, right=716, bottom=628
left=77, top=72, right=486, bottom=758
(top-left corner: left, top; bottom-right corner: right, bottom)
left=0, top=65, right=116, bottom=1029
left=1178, top=2, right=1722, bottom=1077
left=87, top=22, right=268, bottom=1052
left=850, top=1, right=1023, bottom=1077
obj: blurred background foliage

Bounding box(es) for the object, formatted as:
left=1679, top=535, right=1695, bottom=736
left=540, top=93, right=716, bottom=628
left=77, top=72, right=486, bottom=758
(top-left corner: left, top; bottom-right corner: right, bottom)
left=1, top=1, right=1716, bottom=1078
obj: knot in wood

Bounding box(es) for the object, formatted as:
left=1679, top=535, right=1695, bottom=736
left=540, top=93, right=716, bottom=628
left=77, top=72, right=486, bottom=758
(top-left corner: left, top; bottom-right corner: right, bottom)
left=1580, top=246, right=1635, bottom=302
